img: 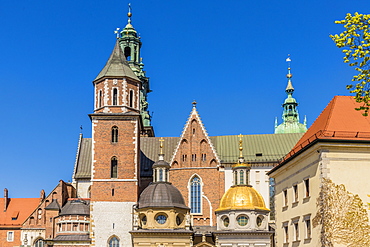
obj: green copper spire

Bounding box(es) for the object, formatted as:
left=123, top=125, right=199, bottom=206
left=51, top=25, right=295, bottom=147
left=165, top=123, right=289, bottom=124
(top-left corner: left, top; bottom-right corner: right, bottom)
left=275, top=55, right=307, bottom=134
left=115, top=4, right=153, bottom=136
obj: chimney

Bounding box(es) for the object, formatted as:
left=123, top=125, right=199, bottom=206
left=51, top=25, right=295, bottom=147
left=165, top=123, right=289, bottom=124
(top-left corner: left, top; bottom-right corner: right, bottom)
left=4, top=188, right=8, bottom=212
left=40, top=189, right=45, bottom=203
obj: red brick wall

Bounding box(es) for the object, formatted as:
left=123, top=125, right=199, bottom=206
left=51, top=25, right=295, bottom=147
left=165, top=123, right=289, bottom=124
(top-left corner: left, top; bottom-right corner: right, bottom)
left=94, top=78, right=140, bottom=113
left=170, top=112, right=224, bottom=226
left=0, top=228, right=21, bottom=247
left=91, top=117, right=140, bottom=202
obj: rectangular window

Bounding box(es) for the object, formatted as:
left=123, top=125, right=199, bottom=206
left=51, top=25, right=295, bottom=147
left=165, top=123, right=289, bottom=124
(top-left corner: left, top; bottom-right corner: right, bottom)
left=283, top=189, right=288, bottom=206
left=293, top=184, right=298, bottom=202
left=304, top=179, right=310, bottom=198
left=98, top=90, right=102, bottom=108
left=294, top=222, right=299, bottom=241
left=7, top=231, right=14, bottom=242
left=305, top=218, right=311, bottom=239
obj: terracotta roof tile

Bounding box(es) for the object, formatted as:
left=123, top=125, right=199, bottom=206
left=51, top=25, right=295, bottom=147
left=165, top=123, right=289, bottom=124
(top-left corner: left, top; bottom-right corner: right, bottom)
left=0, top=198, right=39, bottom=226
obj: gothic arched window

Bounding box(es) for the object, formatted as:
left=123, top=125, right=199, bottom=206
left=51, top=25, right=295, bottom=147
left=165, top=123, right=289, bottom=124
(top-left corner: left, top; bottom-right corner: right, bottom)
left=111, top=157, right=118, bottom=178
left=111, top=126, right=118, bottom=143
left=109, top=236, right=119, bottom=247
left=34, top=239, right=44, bottom=247
left=190, top=176, right=201, bottom=214
left=124, top=47, right=131, bottom=61
left=112, top=88, right=118, bottom=105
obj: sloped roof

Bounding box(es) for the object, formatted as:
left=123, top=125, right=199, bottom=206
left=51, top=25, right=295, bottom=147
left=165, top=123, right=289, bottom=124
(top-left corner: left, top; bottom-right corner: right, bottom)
left=53, top=235, right=91, bottom=241
left=73, top=133, right=302, bottom=179
left=94, top=40, right=139, bottom=82
left=138, top=182, right=189, bottom=209
left=211, top=133, right=303, bottom=163
left=270, top=96, right=370, bottom=173
left=60, top=199, right=89, bottom=216
left=0, top=198, right=39, bottom=227
left=73, top=138, right=92, bottom=179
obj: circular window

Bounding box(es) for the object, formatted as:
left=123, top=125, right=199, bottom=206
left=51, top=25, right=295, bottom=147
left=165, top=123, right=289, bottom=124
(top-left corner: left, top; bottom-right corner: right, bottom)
left=176, top=214, right=184, bottom=225
left=257, top=215, right=264, bottom=227
left=223, top=216, right=229, bottom=227
left=141, top=215, right=147, bottom=225
left=237, top=215, right=249, bottom=226
left=156, top=214, right=167, bottom=224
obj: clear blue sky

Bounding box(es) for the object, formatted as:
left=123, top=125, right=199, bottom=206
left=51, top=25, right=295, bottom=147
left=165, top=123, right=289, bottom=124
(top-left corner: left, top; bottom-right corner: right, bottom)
left=0, top=0, right=366, bottom=198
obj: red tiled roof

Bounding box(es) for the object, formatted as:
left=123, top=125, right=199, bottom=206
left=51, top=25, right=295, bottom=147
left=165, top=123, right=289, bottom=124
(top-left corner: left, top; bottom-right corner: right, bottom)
left=270, top=96, right=370, bottom=173
left=0, top=198, right=39, bottom=227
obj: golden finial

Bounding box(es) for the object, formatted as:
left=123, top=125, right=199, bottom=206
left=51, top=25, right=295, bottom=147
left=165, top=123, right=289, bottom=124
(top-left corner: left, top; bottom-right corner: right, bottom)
left=192, top=100, right=197, bottom=108
left=127, top=3, right=132, bottom=23
left=159, top=137, right=164, bottom=155
left=238, top=134, right=243, bottom=158
left=286, top=54, right=293, bottom=78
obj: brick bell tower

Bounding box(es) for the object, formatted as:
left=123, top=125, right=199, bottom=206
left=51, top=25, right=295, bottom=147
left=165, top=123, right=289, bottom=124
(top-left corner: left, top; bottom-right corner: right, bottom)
left=89, top=39, right=142, bottom=246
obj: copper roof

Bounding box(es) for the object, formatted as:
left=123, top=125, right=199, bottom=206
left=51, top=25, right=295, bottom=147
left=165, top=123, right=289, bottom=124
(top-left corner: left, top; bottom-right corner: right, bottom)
left=74, top=133, right=302, bottom=179
left=138, top=182, right=189, bottom=209
left=60, top=199, right=90, bottom=216
left=94, top=40, right=139, bottom=82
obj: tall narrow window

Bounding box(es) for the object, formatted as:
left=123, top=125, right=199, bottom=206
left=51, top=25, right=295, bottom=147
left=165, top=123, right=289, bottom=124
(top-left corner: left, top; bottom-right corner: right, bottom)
left=159, top=169, right=163, bottom=182
left=240, top=170, right=244, bottom=185
left=190, top=176, right=201, bottom=213
left=112, top=88, right=118, bottom=105
left=111, top=157, right=118, bottom=178
left=98, top=90, right=102, bottom=108
left=294, top=222, right=299, bottom=241
left=111, top=126, right=118, bottom=143
left=284, top=225, right=289, bottom=243
left=304, top=179, right=310, bottom=198
left=129, top=90, right=133, bottom=107
left=283, top=189, right=288, bottom=206
left=293, top=184, right=298, bottom=202
left=305, top=218, right=311, bottom=239
left=109, top=237, right=119, bottom=247
left=201, top=154, right=206, bottom=161
left=234, top=171, right=238, bottom=185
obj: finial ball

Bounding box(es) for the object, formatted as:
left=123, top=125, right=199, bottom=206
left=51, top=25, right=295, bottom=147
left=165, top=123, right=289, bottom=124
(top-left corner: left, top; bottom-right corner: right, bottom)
left=286, top=73, right=292, bottom=79
left=128, top=12, right=132, bottom=17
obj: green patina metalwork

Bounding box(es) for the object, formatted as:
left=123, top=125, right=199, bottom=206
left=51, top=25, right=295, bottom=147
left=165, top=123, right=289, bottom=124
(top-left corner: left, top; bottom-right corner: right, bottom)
left=275, top=64, right=307, bottom=134
left=117, top=5, right=152, bottom=127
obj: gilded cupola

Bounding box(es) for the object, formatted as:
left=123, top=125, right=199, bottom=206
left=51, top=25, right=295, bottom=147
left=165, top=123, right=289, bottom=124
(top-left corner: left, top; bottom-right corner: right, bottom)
left=215, top=135, right=270, bottom=232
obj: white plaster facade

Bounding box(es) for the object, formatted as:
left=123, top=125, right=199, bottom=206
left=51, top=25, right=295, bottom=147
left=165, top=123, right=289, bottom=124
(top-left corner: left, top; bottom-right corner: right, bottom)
left=270, top=141, right=370, bottom=247
left=90, top=201, right=135, bottom=247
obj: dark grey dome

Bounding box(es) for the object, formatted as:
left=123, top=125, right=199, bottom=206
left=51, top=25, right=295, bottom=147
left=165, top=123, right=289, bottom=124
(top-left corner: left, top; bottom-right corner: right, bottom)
left=138, top=182, right=189, bottom=209
left=152, top=160, right=170, bottom=168
left=60, top=199, right=90, bottom=216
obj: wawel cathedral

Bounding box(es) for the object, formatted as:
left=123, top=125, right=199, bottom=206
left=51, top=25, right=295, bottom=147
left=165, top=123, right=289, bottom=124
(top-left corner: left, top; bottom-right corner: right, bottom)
left=0, top=6, right=309, bottom=247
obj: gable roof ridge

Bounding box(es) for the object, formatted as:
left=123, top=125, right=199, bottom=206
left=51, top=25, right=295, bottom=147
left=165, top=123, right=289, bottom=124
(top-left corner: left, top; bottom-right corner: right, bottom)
left=72, top=133, right=83, bottom=183
left=192, top=108, right=221, bottom=164
left=170, top=107, right=221, bottom=165
left=322, top=95, right=338, bottom=131
left=170, top=107, right=196, bottom=165
left=21, top=181, right=66, bottom=225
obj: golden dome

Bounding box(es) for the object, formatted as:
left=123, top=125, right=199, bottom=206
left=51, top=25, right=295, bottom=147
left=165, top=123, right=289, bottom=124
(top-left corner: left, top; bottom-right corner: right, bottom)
left=216, top=185, right=269, bottom=212
left=232, top=162, right=251, bottom=169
